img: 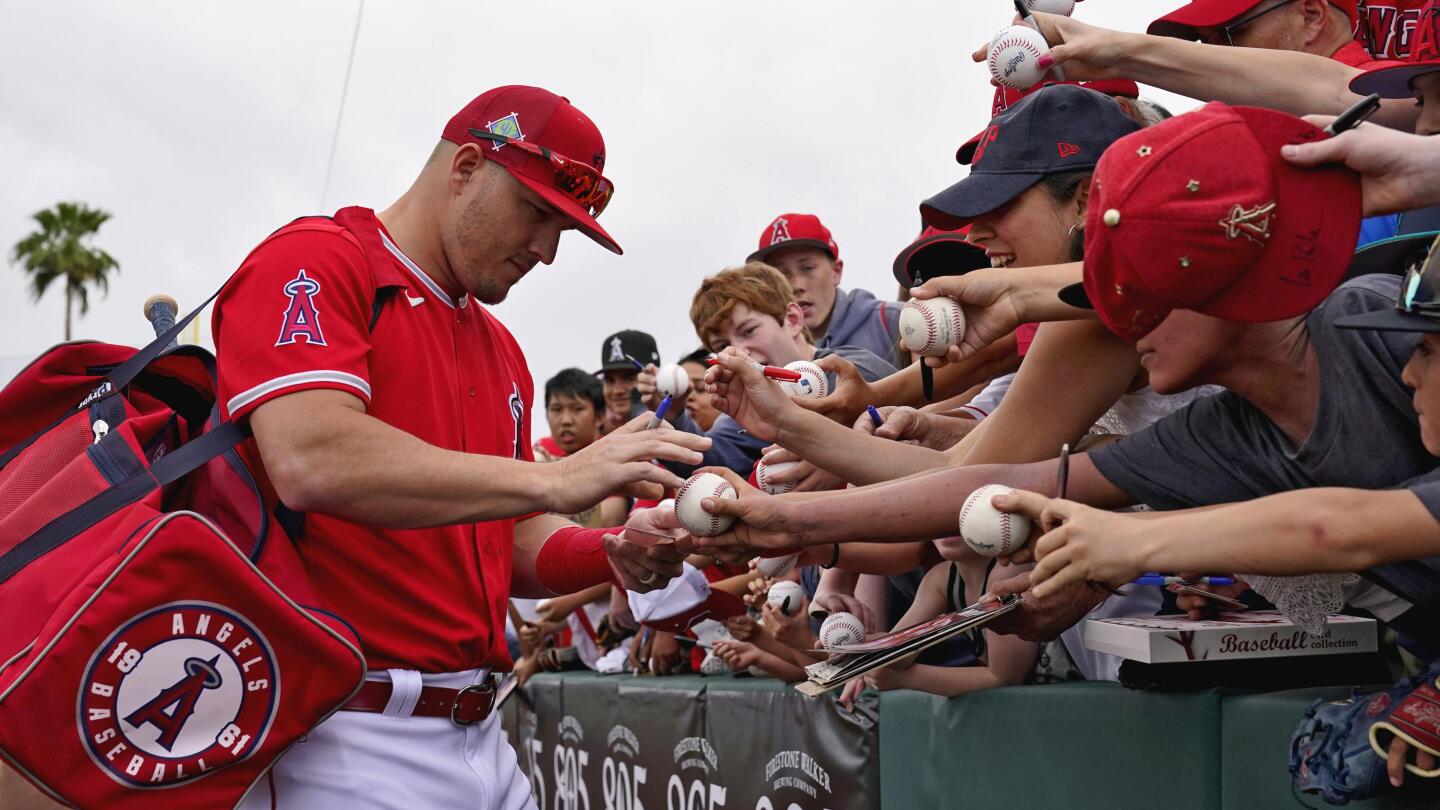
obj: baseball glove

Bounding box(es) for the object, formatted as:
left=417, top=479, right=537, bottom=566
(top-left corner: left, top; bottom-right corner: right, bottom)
left=1291, top=659, right=1440, bottom=805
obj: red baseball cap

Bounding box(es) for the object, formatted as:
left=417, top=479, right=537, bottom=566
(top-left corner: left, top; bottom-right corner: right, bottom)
left=892, top=226, right=989, bottom=286
left=956, top=79, right=1142, bottom=164
left=1149, top=0, right=1357, bottom=40
left=747, top=214, right=839, bottom=264
left=1061, top=102, right=1361, bottom=341
left=1350, top=1, right=1440, bottom=97
left=442, top=85, right=621, bottom=254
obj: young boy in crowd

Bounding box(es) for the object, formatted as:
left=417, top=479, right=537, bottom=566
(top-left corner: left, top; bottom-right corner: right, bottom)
left=597, top=329, right=659, bottom=435
left=639, top=262, right=895, bottom=476
left=534, top=367, right=628, bottom=528
left=747, top=214, right=901, bottom=361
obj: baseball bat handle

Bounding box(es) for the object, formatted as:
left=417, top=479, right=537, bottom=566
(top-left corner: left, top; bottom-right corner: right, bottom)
left=144, top=294, right=180, bottom=348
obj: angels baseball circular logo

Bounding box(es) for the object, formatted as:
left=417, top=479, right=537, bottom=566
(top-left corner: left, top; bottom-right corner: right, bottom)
left=77, top=602, right=279, bottom=788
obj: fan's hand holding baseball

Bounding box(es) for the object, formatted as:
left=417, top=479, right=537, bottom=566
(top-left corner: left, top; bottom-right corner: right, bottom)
left=994, top=490, right=1145, bottom=599
left=792, top=354, right=870, bottom=426
left=1285, top=119, right=1440, bottom=217
left=606, top=504, right=687, bottom=592
left=971, top=13, right=1129, bottom=83
left=810, top=592, right=878, bottom=633
left=910, top=271, right=1025, bottom=367
left=705, top=348, right=792, bottom=443
left=548, top=414, right=709, bottom=512
left=685, top=468, right=804, bottom=553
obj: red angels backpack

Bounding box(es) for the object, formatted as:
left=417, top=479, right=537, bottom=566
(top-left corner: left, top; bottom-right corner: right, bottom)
left=0, top=296, right=366, bottom=808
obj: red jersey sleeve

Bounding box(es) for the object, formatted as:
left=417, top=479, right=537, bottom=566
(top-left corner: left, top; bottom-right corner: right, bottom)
left=215, top=227, right=376, bottom=421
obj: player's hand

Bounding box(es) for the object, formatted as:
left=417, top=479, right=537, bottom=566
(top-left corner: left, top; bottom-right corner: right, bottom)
left=793, top=354, right=872, bottom=426
left=548, top=414, right=710, bottom=511
left=1387, top=735, right=1439, bottom=788
left=1284, top=119, right=1440, bottom=216
left=970, top=13, right=1131, bottom=83
left=993, top=489, right=1147, bottom=598
left=683, top=467, right=806, bottom=553
left=649, top=631, right=682, bottom=675
left=758, top=446, right=846, bottom=492
left=980, top=570, right=1106, bottom=643
left=636, top=364, right=663, bottom=412
left=809, top=592, right=878, bottom=633
left=705, top=347, right=796, bottom=443
left=606, top=505, right=688, bottom=592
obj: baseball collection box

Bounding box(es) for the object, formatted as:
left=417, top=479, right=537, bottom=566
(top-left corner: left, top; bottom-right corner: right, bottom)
left=1083, top=611, right=1378, bottom=664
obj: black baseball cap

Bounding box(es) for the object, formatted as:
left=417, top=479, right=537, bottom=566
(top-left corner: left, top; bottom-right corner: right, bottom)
left=920, top=85, right=1142, bottom=230
left=892, top=227, right=990, bottom=287
left=598, top=329, right=659, bottom=373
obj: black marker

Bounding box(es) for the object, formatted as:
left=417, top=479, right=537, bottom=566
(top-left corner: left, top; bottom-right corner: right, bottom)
left=1325, top=93, right=1381, bottom=136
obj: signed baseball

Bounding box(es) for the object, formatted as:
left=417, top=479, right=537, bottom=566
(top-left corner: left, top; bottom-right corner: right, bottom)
left=899, top=297, right=966, bottom=357
left=781, top=360, right=828, bottom=399
left=655, top=363, right=691, bottom=398
left=755, top=457, right=798, bottom=495
left=766, top=580, right=806, bottom=615
left=818, top=612, right=866, bottom=649
left=1025, top=0, right=1075, bottom=15
left=675, top=472, right=736, bottom=537
left=988, top=24, right=1051, bottom=90
left=755, top=552, right=800, bottom=578
left=958, top=484, right=1031, bottom=558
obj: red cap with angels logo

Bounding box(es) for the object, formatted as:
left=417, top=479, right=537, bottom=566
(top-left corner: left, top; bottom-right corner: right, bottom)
left=442, top=85, right=621, bottom=254
left=1350, top=0, right=1440, bottom=97
left=1060, top=102, right=1361, bottom=341
left=747, top=213, right=840, bottom=264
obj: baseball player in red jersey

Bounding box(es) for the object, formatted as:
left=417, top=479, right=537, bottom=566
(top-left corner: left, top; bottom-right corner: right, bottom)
left=217, top=86, right=710, bottom=809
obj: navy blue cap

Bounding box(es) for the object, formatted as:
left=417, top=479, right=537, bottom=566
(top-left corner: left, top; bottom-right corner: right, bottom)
left=920, top=85, right=1142, bottom=229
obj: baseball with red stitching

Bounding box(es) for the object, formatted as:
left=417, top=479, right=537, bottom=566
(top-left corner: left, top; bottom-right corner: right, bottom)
left=781, top=360, right=828, bottom=399
left=958, top=484, right=1031, bottom=558
left=988, top=24, right=1050, bottom=90
left=755, top=457, right=799, bottom=495
left=900, top=297, right=966, bottom=357
left=766, top=580, right=806, bottom=616
left=818, top=611, right=866, bottom=649
left=755, top=552, right=800, bottom=577
left=1025, top=0, right=1075, bottom=16
left=675, top=471, right=737, bottom=537
left=654, top=363, right=691, bottom=398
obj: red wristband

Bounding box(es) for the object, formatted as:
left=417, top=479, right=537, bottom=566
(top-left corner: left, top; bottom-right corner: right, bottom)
left=535, top=526, right=618, bottom=594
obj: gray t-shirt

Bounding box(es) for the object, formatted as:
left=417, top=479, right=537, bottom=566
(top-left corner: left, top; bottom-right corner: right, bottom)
left=1090, top=275, right=1440, bottom=614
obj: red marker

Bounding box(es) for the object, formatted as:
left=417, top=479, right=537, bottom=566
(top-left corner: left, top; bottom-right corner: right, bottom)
left=705, top=357, right=803, bottom=382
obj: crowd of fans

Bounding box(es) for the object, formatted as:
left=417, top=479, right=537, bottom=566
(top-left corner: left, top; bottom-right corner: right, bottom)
left=508, top=0, right=1440, bottom=801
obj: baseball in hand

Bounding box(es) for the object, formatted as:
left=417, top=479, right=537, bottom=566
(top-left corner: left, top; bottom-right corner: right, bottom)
left=766, top=580, right=806, bottom=616
left=675, top=472, right=737, bottom=537
left=818, top=612, right=866, bottom=649
left=958, top=484, right=1031, bottom=558
left=899, top=297, right=966, bottom=357
left=754, top=552, right=799, bottom=578
left=655, top=363, right=691, bottom=398
left=1025, top=0, right=1075, bottom=15
left=988, top=24, right=1051, bottom=90
left=755, top=457, right=798, bottom=495
left=781, top=360, right=828, bottom=399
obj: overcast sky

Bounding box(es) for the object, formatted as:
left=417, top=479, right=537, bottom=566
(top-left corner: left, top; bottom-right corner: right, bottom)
left=0, top=0, right=1193, bottom=430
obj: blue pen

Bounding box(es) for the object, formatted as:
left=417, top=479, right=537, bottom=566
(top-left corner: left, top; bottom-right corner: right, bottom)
left=623, top=353, right=646, bottom=371
left=867, top=405, right=883, bottom=428
left=1132, top=575, right=1235, bottom=587
left=647, top=395, right=672, bottom=430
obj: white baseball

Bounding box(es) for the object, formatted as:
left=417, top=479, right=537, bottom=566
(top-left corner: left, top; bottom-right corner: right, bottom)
left=674, top=472, right=736, bottom=537
left=1025, top=0, right=1075, bottom=16
left=755, top=458, right=798, bottom=495
left=899, top=297, right=966, bottom=357
left=988, top=24, right=1051, bottom=90
left=818, top=612, right=866, bottom=649
left=755, top=553, right=799, bottom=578
left=654, top=363, right=691, bottom=398
left=958, top=484, right=1031, bottom=558
left=766, top=580, right=806, bottom=616
left=780, top=360, right=828, bottom=399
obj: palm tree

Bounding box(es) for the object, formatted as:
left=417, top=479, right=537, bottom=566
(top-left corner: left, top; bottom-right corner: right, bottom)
left=11, top=202, right=120, bottom=340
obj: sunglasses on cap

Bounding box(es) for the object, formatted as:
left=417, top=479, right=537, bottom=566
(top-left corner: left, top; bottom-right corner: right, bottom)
left=1399, top=234, right=1440, bottom=316
left=467, top=128, right=614, bottom=218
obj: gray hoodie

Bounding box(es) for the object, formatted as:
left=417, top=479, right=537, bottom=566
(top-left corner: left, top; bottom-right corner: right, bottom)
left=817, top=287, right=901, bottom=363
